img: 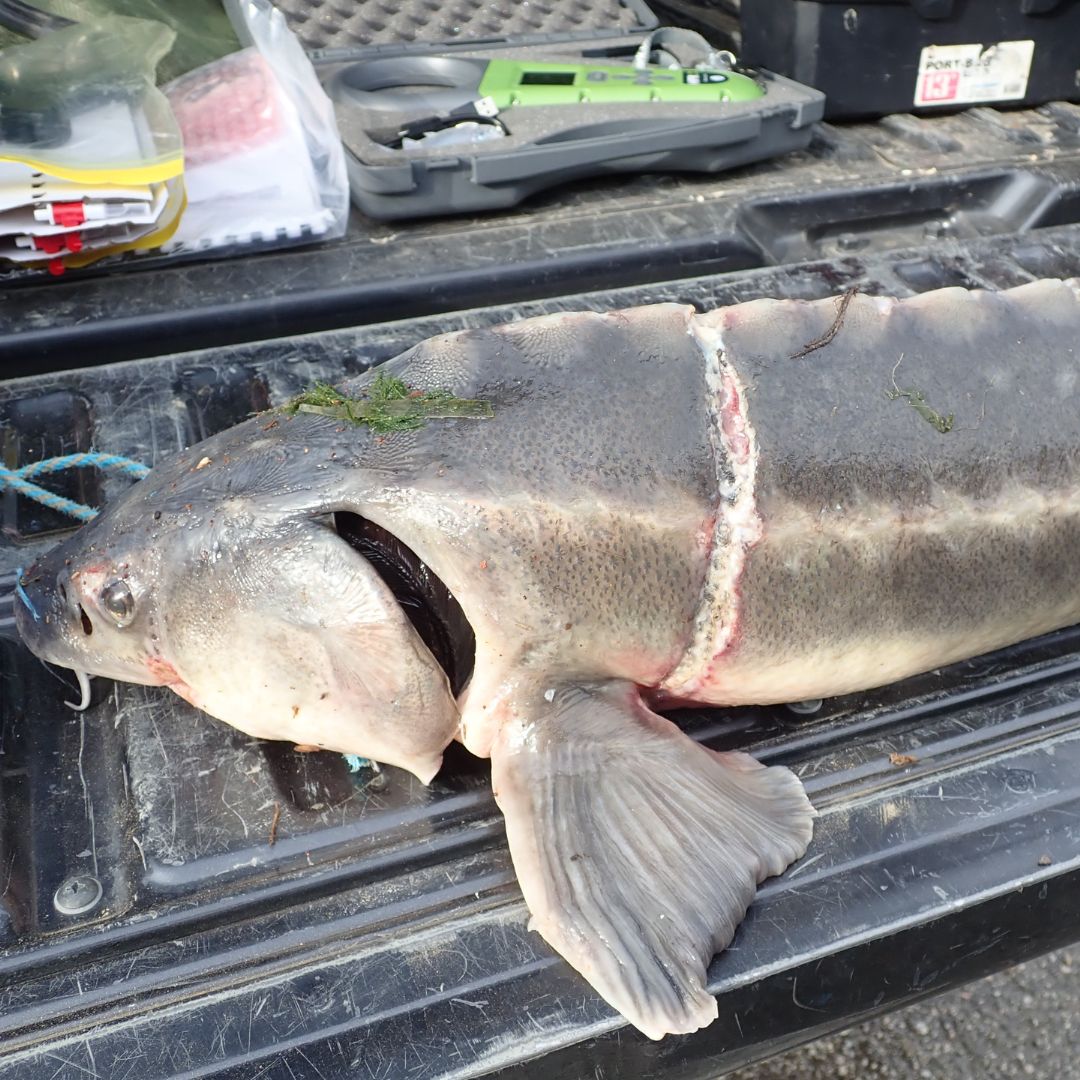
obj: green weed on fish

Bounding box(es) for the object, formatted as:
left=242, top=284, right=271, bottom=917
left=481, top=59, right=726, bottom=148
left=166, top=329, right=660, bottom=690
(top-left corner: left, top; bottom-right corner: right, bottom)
left=886, top=385, right=954, bottom=434
left=282, top=372, right=493, bottom=434
left=886, top=355, right=954, bottom=434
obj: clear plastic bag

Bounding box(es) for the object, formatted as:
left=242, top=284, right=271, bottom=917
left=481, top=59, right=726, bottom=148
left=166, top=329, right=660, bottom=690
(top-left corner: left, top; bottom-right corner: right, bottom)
left=0, top=0, right=241, bottom=82
left=0, top=15, right=183, bottom=183
left=234, top=0, right=349, bottom=234
left=158, top=0, right=349, bottom=254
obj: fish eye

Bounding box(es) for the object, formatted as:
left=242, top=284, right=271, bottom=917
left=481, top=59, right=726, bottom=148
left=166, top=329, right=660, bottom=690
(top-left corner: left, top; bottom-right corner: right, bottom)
left=100, top=580, right=136, bottom=627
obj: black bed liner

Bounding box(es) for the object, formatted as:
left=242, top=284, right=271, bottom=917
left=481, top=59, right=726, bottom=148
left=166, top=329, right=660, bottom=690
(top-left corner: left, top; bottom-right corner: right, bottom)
left=2, top=99, right=1080, bottom=376
left=1, top=101, right=1080, bottom=1079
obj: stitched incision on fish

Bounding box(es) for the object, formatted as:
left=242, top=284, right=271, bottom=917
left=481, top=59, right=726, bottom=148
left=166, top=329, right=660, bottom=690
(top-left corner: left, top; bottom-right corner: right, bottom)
left=661, top=317, right=763, bottom=696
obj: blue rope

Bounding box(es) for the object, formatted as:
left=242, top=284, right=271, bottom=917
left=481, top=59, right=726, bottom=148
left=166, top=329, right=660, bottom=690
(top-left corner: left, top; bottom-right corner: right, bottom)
left=0, top=452, right=150, bottom=522
left=18, top=453, right=149, bottom=481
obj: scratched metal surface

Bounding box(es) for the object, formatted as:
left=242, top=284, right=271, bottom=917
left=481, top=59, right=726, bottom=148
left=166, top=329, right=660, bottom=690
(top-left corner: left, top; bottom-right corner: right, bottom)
left=2, top=100, right=1080, bottom=375
left=1, top=227, right=1080, bottom=1076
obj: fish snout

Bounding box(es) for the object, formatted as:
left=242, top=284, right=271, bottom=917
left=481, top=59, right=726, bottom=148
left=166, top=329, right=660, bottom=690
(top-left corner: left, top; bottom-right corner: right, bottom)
left=15, top=561, right=92, bottom=662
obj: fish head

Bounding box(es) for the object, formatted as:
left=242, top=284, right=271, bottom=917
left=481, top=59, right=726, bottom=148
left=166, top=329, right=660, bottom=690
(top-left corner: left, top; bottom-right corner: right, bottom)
left=15, top=462, right=461, bottom=783
left=15, top=504, right=172, bottom=695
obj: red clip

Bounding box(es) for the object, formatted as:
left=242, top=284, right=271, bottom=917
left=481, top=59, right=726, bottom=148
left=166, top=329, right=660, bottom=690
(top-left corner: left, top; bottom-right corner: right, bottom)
left=47, top=257, right=65, bottom=277
left=50, top=202, right=85, bottom=228
left=32, top=234, right=65, bottom=255
left=32, top=232, right=83, bottom=255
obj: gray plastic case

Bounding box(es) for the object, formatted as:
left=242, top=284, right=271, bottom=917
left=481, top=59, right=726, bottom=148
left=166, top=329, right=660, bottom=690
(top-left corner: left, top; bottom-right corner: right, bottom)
left=227, top=0, right=825, bottom=221
left=248, top=0, right=661, bottom=54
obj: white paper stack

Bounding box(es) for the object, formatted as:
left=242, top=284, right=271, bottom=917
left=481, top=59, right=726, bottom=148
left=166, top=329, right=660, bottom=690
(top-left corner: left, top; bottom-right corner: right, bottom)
left=0, top=96, right=182, bottom=274
left=0, top=166, right=173, bottom=268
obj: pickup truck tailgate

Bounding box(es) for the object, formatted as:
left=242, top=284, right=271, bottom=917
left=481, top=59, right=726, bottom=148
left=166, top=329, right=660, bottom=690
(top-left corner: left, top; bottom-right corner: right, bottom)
left=1, top=104, right=1080, bottom=1079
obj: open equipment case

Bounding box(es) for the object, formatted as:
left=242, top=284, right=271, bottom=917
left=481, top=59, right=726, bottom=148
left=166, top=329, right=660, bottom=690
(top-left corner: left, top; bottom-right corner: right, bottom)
left=225, top=0, right=824, bottom=219
left=2, top=2, right=1080, bottom=1077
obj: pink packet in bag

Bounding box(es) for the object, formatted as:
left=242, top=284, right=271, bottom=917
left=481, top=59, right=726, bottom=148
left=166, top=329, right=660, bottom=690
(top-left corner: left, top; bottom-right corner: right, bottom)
left=168, top=51, right=289, bottom=168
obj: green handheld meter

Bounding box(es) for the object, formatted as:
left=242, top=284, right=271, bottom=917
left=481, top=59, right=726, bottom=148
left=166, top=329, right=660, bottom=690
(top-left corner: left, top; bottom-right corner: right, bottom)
left=476, top=58, right=764, bottom=107
left=334, top=55, right=764, bottom=117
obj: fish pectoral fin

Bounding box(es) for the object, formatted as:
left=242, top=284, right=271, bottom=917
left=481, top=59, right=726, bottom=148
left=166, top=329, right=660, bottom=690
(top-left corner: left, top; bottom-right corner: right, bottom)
left=490, top=681, right=816, bottom=1040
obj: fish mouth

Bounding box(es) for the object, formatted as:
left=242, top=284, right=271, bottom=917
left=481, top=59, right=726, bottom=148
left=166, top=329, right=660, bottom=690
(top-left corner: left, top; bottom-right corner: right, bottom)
left=333, top=512, right=476, bottom=696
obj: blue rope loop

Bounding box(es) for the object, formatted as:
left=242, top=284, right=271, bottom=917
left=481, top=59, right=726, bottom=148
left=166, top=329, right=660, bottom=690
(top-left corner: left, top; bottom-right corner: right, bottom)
left=0, top=451, right=151, bottom=523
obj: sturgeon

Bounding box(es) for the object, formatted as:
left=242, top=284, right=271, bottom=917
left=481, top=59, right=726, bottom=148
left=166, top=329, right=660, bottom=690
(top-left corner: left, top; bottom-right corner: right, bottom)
left=15, top=277, right=1080, bottom=1039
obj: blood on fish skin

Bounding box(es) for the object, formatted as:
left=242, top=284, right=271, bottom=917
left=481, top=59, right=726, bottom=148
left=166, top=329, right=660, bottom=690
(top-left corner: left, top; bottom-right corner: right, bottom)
left=145, top=656, right=197, bottom=704
left=145, top=656, right=178, bottom=682
left=720, top=373, right=750, bottom=466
